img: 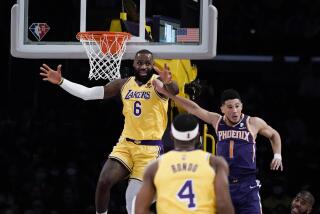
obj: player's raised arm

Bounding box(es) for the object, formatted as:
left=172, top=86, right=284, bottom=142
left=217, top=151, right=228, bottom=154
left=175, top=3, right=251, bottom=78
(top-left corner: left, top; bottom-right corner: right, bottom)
left=153, top=79, right=220, bottom=126
left=40, top=63, right=127, bottom=100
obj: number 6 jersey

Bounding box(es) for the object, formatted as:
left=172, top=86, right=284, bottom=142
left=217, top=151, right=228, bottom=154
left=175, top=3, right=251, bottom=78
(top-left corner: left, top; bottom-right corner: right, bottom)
left=120, top=74, right=168, bottom=140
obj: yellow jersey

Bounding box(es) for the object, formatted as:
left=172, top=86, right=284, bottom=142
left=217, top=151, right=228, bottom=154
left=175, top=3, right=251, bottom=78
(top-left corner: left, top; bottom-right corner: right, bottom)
left=154, top=150, right=216, bottom=214
left=120, top=75, right=168, bottom=140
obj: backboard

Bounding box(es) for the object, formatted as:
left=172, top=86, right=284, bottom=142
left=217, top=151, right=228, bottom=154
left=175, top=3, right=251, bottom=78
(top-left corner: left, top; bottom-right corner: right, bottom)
left=11, top=0, right=217, bottom=59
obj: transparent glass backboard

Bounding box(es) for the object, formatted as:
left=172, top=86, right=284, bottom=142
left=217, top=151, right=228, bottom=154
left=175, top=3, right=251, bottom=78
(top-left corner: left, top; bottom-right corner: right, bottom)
left=11, top=0, right=217, bottom=59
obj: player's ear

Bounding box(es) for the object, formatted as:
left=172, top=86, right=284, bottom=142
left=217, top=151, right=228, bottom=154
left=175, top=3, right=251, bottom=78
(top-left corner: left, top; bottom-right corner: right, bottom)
left=220, top=105, right=225, bottom=114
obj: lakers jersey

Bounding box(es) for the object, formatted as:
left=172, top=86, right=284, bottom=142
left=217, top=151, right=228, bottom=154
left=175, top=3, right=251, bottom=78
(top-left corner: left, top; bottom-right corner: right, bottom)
left=154, top=150, right=216, bottom=214
left=216, top=114, right=256, bottom=178
left=120, top=74, right=168, bottom=140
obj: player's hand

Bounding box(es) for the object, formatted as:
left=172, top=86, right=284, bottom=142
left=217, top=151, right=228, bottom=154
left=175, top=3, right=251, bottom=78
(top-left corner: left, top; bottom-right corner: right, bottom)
left=152, top=79, right=170, bottom=96
left=40, top=64, right=63, bottom=85
left=270, top=157, right=283, bottom=171
left=153, top=63, right=172, bottom=84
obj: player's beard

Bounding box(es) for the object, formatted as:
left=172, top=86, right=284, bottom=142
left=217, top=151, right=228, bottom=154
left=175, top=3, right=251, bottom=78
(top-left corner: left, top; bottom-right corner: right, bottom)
left=134, top=69, right=154, bottom=84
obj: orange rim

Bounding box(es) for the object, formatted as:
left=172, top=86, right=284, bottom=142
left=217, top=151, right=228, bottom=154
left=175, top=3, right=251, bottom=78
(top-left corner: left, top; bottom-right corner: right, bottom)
left=76, top=31, right=131, bottom=41
left=76, top=31, right=131, bottom=54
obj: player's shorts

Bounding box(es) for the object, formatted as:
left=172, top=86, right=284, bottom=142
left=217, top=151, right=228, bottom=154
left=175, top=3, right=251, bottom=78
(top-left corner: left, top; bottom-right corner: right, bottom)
left=109, top=136, right=164, bottom=180
left=229, top=176, right=262, bottom=214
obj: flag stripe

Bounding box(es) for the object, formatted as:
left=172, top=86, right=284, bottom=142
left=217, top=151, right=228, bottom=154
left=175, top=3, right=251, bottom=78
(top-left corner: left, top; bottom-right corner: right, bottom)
left=177, top=28, right=199, bottom=42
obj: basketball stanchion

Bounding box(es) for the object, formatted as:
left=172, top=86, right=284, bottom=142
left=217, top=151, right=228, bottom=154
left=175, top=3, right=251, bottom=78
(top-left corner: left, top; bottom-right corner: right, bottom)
left=203, top=124, right=215, bottom=154
left=76, top=31, right=131, bottom=81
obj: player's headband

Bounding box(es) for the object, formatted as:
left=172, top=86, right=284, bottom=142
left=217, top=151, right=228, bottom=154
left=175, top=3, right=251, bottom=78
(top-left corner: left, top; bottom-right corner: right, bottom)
left=171, top=124, right=199, bottom=141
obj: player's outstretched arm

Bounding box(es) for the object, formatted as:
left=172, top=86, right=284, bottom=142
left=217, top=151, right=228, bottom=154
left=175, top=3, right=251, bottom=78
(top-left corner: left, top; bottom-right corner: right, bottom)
left=135, top=161, right=158, bottom=214
left=40, top=63, right=105, bottom=101
left=251, top=117, right=283, bottom=171
left=210, top=156, right=235, bottom=214
left=153, top=79, right=220, bottom=125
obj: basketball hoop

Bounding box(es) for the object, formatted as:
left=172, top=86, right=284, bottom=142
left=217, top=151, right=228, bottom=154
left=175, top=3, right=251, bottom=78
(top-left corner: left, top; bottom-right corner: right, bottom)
left=76, top=31, right=131, bottom=81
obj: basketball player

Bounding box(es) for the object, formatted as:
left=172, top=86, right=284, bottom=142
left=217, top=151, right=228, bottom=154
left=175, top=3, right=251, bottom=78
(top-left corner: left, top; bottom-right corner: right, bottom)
left=39, top=49, right=179, bottom=214
left=153, top=84, right=283, bottom=214
left=291, top=191, right=315, bottom=214
left=135, top=113, right=234, bottom=214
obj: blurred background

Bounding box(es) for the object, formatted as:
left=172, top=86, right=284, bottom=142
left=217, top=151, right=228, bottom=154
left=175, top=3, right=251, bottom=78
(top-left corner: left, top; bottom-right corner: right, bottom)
left=1, top=0, right=320, bottom=213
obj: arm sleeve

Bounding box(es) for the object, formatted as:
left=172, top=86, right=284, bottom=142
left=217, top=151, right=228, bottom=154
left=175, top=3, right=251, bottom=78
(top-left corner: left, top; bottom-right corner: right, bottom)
left=60, top=78, right=104, bottom=100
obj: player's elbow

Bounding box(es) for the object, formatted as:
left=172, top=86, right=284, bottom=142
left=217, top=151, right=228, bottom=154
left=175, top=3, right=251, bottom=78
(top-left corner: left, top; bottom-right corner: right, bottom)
left=270, top=130, right=281, bottom=143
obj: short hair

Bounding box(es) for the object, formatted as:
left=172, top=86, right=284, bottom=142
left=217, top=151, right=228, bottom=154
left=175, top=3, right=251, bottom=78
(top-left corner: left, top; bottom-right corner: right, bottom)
left=173, top=113, right=198, bottom=132
left=220, top=88, right=241, bottom=104
left=172, top=113, right=199, bottom=143
left=297, top=191, right=315, bottom=207
left=135, top=49, right=153, bottom=57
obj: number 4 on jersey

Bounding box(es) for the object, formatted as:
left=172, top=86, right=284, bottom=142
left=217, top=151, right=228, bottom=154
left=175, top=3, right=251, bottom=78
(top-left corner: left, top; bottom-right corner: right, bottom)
left=177, top=180, right=196, bottom=209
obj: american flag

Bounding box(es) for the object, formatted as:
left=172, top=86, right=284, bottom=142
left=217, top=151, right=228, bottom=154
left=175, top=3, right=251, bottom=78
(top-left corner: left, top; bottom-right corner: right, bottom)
left=176, top=28, right=200, bottom=43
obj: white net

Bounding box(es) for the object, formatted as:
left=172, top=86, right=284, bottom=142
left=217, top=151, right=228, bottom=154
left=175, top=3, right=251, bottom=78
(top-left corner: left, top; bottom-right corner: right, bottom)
left=77, top=32, right=131, bottom=81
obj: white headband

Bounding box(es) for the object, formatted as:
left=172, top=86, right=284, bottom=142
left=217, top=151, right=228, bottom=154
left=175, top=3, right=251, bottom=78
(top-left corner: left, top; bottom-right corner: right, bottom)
left=171, top=124, right=199, bottom=141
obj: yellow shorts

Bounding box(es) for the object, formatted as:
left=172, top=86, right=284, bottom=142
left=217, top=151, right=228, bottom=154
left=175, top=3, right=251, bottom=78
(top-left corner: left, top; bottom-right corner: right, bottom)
left=109, top=137, right=163, bottom=180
